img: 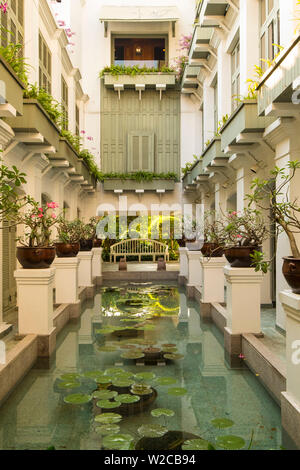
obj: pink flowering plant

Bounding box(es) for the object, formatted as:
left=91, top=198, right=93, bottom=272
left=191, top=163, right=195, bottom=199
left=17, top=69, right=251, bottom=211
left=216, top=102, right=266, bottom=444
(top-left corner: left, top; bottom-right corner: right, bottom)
left=17, top=199, right=59, bottom=247
left=223, top=209, right=269, bottom=248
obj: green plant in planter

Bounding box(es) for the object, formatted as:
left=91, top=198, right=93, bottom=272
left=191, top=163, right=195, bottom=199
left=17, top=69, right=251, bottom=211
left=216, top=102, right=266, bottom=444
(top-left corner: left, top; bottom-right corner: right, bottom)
left=56, top=217, right=82, bottom=244
left=0, top=154, right=28, bottom=225
left=0, top=42, right=29, bottom=84
left=223, top=209, right=269, bottom=248
left=24, top=84, right=64, bottom=126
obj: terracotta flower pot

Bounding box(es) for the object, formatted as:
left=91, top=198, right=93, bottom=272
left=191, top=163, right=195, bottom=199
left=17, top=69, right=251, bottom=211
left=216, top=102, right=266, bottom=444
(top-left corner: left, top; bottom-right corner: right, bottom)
left=282, top=257, right=300, bottom=294
left=224, top=246, right=262, bottom=268
left=17, top=246, right=56, bottom=269
left=93, top=239, right=102, bottom=247
left=201, top=242, right=224, bottom=257
left=79, top=239, right=93, bottom=251
left=54, top=242, right=80, bottom=258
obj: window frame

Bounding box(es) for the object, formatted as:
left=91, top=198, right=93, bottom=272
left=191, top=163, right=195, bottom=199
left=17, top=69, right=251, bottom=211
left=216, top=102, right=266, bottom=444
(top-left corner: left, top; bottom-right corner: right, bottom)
left=61, top=75, right=69, bottom=130
left=1, top=0, right=24, bottom=47
left=231, top=40, right=240, bottom=112
left=260, top=0, right=280, bottom=68
left=39, top=32, right=52, bottom=94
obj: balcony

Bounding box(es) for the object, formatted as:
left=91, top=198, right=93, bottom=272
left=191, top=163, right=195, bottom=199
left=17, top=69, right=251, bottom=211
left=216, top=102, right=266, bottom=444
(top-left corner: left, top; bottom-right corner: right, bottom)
left=199, top=0, right=230, bottom=27
left=220, top=101, right=274, bottom=152
left=189, top=25, right=215, bottom=61
left=5, top=99, right=60, bottom=151
left=103, top=72, right=176, bottom=89
left=103, top=178, right=176, bottom=192
left=257, top=36, right=300, bottom=117
left=202, top=138, right=227, bottom=169
left=181, top=65, right=201, bottom=91
left=0, top=56, right=25, bottom=117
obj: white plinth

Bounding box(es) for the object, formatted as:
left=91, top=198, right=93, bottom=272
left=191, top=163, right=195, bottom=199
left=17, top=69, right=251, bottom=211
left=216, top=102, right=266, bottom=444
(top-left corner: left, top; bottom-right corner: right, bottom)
left=200, top=257, right=227, bottom=304
left=14, top=268, right=55, bottom=335
left=179, top=247, right=188, bottom=278
left=92, top=247, right=103, bottom=279
left=224, top=266, right=263, bottom=335
left=279, top=290, right=300, bottom=404
left=187, top=250, right=202, bottom=287
left=53, top=257, right=79, bottom=304
left=77, top=251, right=93, bottom=287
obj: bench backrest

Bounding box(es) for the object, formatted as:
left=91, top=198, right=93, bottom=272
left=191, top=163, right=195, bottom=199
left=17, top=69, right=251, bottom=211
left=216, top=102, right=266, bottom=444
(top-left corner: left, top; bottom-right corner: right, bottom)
left=110, top=239, right=168, bottom=255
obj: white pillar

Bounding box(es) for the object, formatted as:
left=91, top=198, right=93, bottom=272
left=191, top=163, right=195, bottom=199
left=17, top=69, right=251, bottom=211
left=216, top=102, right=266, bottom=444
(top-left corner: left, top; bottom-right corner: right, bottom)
left=77, top=251, right=93, bottom=287
left=187, top=251, right=202, bottom=287
left=200, top=257, right=227, bottom=304
left=53, top=257, right=79, bottom=304
left=14, top=268, right=55, bottom=335
left=279, top=290, right=300, bottom=449
left=179, top=247, right=188, bottom=280
left=92, top=247, right=102, bottom=280
left=224, top=266, right=263, bottom=335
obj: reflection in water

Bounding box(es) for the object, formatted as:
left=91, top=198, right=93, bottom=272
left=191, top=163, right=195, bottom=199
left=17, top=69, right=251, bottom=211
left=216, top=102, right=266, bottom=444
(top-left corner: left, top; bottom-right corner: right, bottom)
left=0, top=283, right=282, bottom=450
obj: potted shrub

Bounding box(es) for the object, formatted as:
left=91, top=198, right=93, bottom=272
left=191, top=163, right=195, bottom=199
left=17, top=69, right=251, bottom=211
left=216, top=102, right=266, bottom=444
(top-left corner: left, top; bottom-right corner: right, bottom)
left=55, top=218, right=81, bottom=257
left=223, top=209, right=269, bottom=268
left=247, top=161, right=300, bottom=293
left=16, top=199, right=59, bottom=268
left=201, top=211, right=226, bottom=257
left=89, top=216, right=102, bottom=247
left=78, top=219, right=95, bottom=251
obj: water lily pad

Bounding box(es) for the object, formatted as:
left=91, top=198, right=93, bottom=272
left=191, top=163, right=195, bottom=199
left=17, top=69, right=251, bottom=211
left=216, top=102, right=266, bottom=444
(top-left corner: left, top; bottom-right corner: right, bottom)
left=151, top=408, right=175, bottom=418
left=121, top=351, right=145, bottom=360
left=138, top=424, right=168, bottom=438
left=134, top=372, right=156, bottom=381
left=83, top=370, right=105, bottom=379
left=182, top=439, right=212, bottom=450
left=63, top=393, right=92, bottom=405
left=94, top=375, right=114, bottom=384
left=58, top=381, right=81, bottom=390
left=167, top=387, right=188, bottom=397
left=156, top=377, right=177, bottom=386
left=95, top=328, right=115, bottom=335
left=131, top=384, right=152, bottom=396
left=113, top=372, right=134, bottom=380
left=105, top=368, right=125, bottom=376
left=94, top=413, right=122, bottom=424
left=161, top=344, right=176, bottom=348
left=95, top=424, right=120, bottom=435
left=93, top=390, right=118, bottom=400
left=98, top=346, right=118, bottom=352
left=102, top=433, right=135, bottom=450
left=162, top=347, right=178, bottom=353
left=216, top=435, right=246, bottom=450
left=59, top=373, right=80, bottom=381
left=112, top=378, right=135, bottom=388
left=96, top=399, right=121, bottom=409
left=115, top=394, right=140, bottom=404
left=164, top=353, right=184, bottom=360
left=211, top=418, right=234, bottom=429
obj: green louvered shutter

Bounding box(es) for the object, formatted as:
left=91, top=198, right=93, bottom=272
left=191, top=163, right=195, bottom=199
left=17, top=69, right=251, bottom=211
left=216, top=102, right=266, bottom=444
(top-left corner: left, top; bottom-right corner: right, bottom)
left=127, top=132, right=154, bottom=172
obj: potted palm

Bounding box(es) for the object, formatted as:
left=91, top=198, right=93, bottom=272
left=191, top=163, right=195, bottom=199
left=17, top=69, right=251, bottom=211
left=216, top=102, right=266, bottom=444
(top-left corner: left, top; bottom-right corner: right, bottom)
left=55, top=218, right=81, bottom=257
left=247, top=160, right=300, bottom=293
left=201, top=211, right=226, bottom=257
left=16, top=199, right=59, bottom=268
left=223, top=209, right=269, bottom=268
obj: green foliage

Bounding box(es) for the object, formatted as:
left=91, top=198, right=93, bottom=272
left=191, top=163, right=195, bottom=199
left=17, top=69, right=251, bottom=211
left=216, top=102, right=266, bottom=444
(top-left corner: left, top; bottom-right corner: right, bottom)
left=0, top=42, right=29, bottom=84
left=0, top=153, right=28, bottom=224
left=250, top=250, right=271, bottom=274
left=24, top=84, right=64, bottom=126
left=181, top=154, right=200, bottom=176
left=99, top=171, right=178, bottom=182
left=99, top=65, right=175, bottom=77
left=56, top=217, right=83, bottom=243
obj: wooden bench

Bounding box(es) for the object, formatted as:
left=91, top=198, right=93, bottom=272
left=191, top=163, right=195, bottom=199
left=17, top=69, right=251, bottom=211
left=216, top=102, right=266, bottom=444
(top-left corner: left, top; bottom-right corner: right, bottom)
left=110, top=239, right=169, bottom=263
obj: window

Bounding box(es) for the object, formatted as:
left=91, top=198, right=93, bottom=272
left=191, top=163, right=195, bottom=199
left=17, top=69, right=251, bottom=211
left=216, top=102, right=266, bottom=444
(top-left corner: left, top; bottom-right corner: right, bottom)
left=127, top=132, right=154, bottom=172
left=260, top=0, right=280, bottom=69
left=1, top=0, right=24, bottom=47
left=61, top=75, right=69, bottom=130
left=39, top=32, right=52, bottom=93
left=231, top=41, right=240, bottom=111
left=75, top=105, right=80, bottom=136
left=213, top=80, right=218, bottom=133
left=114, top=37, right=166, bottom=69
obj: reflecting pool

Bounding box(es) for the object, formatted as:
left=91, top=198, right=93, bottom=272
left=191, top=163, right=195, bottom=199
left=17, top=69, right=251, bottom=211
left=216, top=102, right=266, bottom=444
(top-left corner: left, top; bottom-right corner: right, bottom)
left=0, top=283, right=282, bottom=450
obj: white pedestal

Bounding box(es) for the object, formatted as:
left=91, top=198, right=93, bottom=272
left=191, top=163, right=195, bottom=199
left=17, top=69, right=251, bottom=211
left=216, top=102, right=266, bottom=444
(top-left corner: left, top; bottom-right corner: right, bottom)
left=53, top=257, right=79, bottom=304
left=92, top=247, right=103, bottom=279
left=224, top=266, right=263, bottom=335
left=187, top=250, right=202, bottom=287
left=200, top=257, right=227, bottom=304
left=279, top=290, right=300, bottom=449
left=77, top=251, right=93, bottom=287
left=14, top=268, right=55, bottom=335
left=179, top=247, right=188, bottom=279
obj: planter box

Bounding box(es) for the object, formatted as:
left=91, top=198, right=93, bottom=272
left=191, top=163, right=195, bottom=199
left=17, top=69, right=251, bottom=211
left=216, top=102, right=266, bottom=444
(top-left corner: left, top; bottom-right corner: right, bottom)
left=6, top=99, right=60, bottom=150
left=50, top=138, right=80, bottom=171
left=0, top=55, right=25, bottom=116
left=202, top=138, right=225, bottom=168
left=257, top=36, right=300, bottom=116
left=220, top=101, right=273, bottom=151
left=103, top=178, right=176, bottom=191
left=103, top=73, right=176, bottom=88
left=189, top=25, right=214, bottom=60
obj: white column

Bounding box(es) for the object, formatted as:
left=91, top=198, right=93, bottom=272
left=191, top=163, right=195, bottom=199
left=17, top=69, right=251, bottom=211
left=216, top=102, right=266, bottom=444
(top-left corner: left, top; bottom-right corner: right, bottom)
left=53, top=257, right=79, bottom=304
left=92, top=247, right=102, bottom=279
left=179, top=247, right=188, bottom=279
left=200, top=257, right=227, bottom=304
left=187, top=251, right=202, bottom=287
left=77, top=251, right=93, bottom=287
left=279, top=290, right=300, bottom=449
left=224, top=266, right=263, bottom=335
left=14, top=268, right=55, bottom=335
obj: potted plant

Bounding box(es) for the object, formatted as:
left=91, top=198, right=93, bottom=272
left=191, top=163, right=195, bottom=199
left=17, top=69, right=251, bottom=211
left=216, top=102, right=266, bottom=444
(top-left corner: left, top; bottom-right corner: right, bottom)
left=247, top=160, right=300, bottom=293
left=55, top=218, right=81, bottom=257
left=78, top=219, right=95, bottom=251
left=89, top=216, right=102, bottom=247
left=223, top=209, right=269, bottom=268
left=201, top=211, right=226, bottom=257
left=16, top=199, right=59, bottom=268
